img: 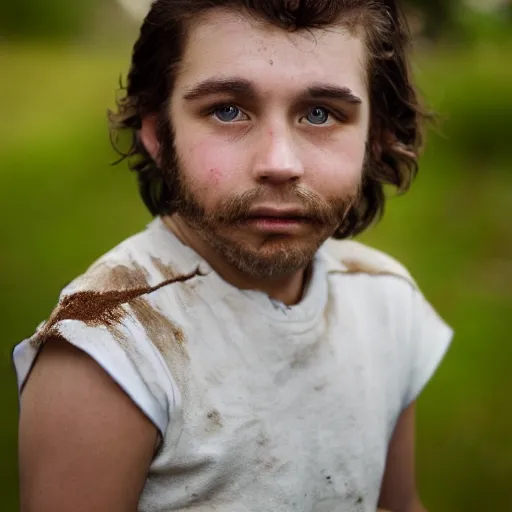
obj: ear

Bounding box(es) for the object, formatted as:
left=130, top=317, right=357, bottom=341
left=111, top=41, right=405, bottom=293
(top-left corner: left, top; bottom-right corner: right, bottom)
left=140, top=114, right=160, bottom=162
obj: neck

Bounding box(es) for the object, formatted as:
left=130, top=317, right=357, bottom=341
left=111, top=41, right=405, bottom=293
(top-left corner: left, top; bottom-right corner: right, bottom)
left=162, top=215, right=309, bottom=306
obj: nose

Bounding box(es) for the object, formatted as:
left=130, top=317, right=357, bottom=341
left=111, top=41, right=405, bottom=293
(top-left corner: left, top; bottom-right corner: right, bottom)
left=252, top=125, right=305, bottom=185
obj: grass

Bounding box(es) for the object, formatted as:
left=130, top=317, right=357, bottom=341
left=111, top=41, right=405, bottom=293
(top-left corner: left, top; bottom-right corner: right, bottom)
left=1, top=41, right=511, bottom=511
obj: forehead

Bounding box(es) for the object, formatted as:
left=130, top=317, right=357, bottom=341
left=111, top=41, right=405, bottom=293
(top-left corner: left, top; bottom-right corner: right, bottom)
left=176, top=9, right=368, bottom=99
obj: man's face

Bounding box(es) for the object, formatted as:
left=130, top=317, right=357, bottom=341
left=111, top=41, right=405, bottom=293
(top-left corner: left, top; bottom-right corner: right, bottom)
left=167, top=9, right=370, bottom=279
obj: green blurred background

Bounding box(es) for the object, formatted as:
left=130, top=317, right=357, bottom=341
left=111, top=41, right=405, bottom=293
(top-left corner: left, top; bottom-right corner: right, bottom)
left=1, top=1, right=511, bottom=509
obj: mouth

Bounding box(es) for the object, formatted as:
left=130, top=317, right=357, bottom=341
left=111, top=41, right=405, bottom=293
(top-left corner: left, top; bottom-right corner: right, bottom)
left=246, top=206, right=311, bottom=221
left=242, top=206, right=314, bottom=233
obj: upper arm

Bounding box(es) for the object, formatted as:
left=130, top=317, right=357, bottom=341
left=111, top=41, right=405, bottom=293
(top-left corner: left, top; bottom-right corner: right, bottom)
left=377, top=402, right=427, bottom=512
left=19, top=337, right=158, bottom=512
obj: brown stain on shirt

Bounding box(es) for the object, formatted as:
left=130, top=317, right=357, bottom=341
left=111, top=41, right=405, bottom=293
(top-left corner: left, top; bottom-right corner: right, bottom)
left=129, top=297, right=188, bottom=359
left=32, top=264, right=205, bottom=352
left=75, top=261, right=149, bottom=292
left=335, top=259, right=411, bottom=286
left=151, top=257, right=178, bottom=281
left=341, top=259, right=380, bottom=275
left=338, top=258, right=414, bottom=286
left=206, top=409, right=222, bottom=426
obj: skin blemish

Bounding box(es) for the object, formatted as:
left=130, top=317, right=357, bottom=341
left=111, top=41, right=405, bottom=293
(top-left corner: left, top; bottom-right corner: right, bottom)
left=209, top=167, right=222, bottom=186
left=269, top=59, right=274, bottom=65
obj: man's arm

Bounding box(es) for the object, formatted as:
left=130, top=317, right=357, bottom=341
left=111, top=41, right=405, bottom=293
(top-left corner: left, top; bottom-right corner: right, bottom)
left=19, top=337, right=158, bottom=512
left=377, top=402, right=427, bottom=512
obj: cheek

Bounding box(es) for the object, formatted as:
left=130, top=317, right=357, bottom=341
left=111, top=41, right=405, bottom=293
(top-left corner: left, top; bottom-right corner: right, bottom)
left=208, top=167, right=222, bottom=186
left=178, top=137, right=245, bottom=200
left=305, top=133, right=366, bottom=194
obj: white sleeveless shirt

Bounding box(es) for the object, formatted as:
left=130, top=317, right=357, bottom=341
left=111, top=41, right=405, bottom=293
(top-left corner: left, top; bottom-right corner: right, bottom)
left=13, top=217, right=452, bottom=512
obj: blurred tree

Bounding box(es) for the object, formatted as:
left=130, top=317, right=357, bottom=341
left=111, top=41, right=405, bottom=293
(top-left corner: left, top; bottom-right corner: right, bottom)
left=403, top=0, right=464, bottom=39
left=5, top=0, right=505, bottom=43
left=0, top=0, right=100, bottom=40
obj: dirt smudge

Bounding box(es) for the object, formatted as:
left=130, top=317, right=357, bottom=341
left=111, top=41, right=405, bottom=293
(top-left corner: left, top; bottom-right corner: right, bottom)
left=32, top=265, right=205, bottom=350
left=257, top=433, right=269, bottom=446
left=341, top=259, right=380, bottom=275
left=77, top=261, right=150, bottom=291
left=129, top=297, right=188, bottom=358
left=151, top=257, right=178, bottom=281
left=338, top=258, right=414, bottom=286
left=206, top=409, right=222, bottom=426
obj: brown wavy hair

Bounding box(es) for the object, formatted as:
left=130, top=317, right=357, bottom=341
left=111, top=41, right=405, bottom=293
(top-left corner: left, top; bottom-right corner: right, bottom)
left=109, top=0, right=430, bottom=239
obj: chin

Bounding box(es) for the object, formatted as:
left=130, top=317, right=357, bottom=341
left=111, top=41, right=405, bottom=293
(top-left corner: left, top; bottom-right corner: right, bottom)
left=222, top=239, right=319, bottom=278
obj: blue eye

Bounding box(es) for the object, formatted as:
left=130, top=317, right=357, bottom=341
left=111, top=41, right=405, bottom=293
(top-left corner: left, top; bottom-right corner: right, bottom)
left=306, top=107, right=330, bottom=125
left=214, top=105, right=242, bottom=122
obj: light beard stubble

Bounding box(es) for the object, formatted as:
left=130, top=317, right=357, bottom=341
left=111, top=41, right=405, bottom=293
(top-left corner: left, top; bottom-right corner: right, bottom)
left=161, top=150, right=360, bottom=279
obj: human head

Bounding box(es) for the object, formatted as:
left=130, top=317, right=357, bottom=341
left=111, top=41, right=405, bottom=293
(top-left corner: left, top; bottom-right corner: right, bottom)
left=110, top=0, right=427, bottom=277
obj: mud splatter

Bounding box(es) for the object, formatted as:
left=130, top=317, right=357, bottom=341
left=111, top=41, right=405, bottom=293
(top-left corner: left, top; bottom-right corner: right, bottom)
left=32, top=266, right=205, bottom=350
left=206, top=409, right=222, bottom=426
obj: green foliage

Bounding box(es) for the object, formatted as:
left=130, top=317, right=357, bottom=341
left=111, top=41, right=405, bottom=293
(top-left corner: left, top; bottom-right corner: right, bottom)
left=0, top=1, right=98, bottom=40
left=1, top=41, right=511, bottom=511
left=419, top=44, right=512, bottom=166
left=457, top=5, right=512, bottom=47
left=405, top=0, right=464, bottom=39
left=2, top=1, right=511, bottom=44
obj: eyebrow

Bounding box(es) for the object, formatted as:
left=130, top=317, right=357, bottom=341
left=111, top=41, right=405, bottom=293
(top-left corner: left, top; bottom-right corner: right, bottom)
left=306, top=84, right=362, bottom=105
left=182, top=77, right=363, bottom=105
left=183, top=78, right=256, bottom=101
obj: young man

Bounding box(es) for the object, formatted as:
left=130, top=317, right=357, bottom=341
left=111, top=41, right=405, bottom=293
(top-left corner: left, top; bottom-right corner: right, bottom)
left=14, top=1, right=453, bottom=511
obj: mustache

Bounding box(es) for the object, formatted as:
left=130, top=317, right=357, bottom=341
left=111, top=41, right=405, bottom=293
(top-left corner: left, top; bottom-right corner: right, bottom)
left=213, top=186, right=356, bottom=225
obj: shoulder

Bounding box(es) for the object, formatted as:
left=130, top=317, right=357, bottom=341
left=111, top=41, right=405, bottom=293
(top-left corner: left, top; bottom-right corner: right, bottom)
left=14, top=221, right=182, bottom=440
left=35, top=218, right=204, bottom=352
left=320, top=238, right=419, bottom=336
left=321, top=238, right=417, bottom=289
left=320, top=238, right=453, bottom=408
left=63, top=218, right=202, bottom=298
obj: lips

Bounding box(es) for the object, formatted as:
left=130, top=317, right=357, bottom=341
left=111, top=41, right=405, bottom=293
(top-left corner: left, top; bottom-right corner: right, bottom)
left=240, top=206, right=315, bottom=234
left=246, top=206, right=310, bottom=221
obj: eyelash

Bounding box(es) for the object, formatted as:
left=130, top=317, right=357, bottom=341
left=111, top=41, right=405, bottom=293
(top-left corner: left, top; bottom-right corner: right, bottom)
left=206, top=103, right=247, bottom=121
left=203, top=103, right=348, bottom=124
